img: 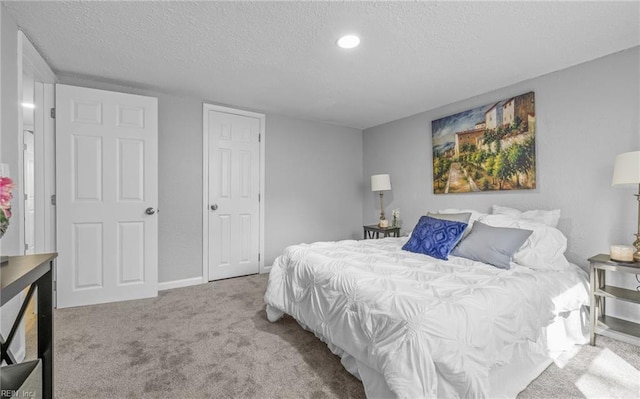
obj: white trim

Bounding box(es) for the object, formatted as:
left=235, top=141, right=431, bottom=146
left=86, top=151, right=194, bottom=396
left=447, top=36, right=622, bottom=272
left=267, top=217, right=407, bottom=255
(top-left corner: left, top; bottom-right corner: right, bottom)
left=33, top=84, right=45, bottom=252
left=18, top=32, right=57, bottom=305
left=19, top=31, right=57, bottom=255
left=42, top=84, right=56, bottom=253
left=261, top=265, right=272, bottom=274
left=17, top=34, right=25, bottom=255
left=202, top=103, right=266, bottom=281
left=158, top=277, right=204, bottom=291
left=20, top=31, right=56, bottom=83
left=202, top=107, right=207, bottom=281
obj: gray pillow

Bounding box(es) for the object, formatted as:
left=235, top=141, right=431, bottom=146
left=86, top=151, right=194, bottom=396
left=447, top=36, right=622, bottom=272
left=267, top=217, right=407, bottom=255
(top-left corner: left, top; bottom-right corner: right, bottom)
left=451, top=221, right=532, bottom=269
left=427, top=212, right=472, bottom=238
left=427, top=212, right=472, bottom=224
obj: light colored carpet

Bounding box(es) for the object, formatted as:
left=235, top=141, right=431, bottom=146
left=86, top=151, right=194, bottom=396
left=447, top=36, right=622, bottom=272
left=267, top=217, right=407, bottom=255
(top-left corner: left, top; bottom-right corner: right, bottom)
left=49, top=273, right=639, bottom=398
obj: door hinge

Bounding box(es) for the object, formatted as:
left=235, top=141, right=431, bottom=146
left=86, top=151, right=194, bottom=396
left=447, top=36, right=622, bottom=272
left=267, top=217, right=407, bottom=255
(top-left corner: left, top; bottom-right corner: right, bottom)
left=23, top=144, right=27, bottom=151
left=53, top=281, right=57, bottom=292
left=258, top=253, right=260, bottom=262
left=50, top=195, right=56, bottom=205
left=50, top=108, right=56, bottom=118
left=24, top=243, right=28, bottom=251
left=259, top=134, right=261, bottom=143
left=258, top=193, right=260, bottom=202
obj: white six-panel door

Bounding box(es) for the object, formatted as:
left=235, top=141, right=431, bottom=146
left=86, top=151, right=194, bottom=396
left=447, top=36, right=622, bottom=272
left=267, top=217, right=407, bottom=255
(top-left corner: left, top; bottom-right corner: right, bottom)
left=56, top=84, right=158, bottom=308
left=204, top=105, right=262, bottom=280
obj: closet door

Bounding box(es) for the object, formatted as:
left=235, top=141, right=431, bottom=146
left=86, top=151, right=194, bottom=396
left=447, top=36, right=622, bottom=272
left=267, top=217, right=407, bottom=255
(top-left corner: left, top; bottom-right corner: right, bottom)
left=204, top=104, right=262, bottom=281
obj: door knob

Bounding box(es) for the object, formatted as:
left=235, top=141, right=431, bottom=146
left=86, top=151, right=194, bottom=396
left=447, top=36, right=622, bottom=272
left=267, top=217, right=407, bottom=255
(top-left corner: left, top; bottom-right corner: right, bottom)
left=145, top=207, right=156, bottom=215
left=210, top=204, right=218, bottom=211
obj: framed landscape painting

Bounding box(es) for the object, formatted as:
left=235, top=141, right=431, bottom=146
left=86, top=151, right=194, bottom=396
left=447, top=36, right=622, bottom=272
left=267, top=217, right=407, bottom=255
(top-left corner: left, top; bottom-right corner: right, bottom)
left=431, top=92, right=536, bottom=194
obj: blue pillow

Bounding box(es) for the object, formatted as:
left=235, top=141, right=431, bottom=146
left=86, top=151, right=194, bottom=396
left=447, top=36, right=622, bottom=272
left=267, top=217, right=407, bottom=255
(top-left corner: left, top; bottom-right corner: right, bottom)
left=402, top=216, right=468, bottom=260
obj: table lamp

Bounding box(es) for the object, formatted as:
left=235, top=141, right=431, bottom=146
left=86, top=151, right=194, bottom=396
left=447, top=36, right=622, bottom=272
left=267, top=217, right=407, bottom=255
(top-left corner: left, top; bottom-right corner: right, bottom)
left=612, top=151, right=640, bottom=261
left=371, top=174, right=391, bottom=227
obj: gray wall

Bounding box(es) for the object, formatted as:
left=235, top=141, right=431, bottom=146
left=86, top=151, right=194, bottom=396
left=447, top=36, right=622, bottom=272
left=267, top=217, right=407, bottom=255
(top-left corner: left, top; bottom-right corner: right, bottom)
left=0, top=5, right=27, bottom=360
left=265, top=114, right=363, bottom=265
left=363, top=47, right=640, bottom=319
left=57, top=76, right=364, bottom=281
left=154, top=94, right=203, bottom=283
left=1, top=5, right=20, bottom=254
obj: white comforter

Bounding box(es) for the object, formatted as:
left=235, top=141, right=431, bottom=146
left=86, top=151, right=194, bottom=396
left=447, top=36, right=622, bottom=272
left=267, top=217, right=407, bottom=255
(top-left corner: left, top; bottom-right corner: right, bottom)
left=264, top=238, right=589, bottom=398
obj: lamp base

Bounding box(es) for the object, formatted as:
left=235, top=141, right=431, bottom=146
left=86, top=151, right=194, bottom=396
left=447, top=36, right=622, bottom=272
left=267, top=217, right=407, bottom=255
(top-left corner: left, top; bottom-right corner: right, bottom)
left=379, top=219, right=389, bottom=228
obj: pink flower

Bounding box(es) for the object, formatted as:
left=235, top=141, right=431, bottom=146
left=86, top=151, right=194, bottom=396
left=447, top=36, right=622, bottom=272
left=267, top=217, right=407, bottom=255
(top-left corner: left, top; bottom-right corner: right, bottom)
left=0, top=177, right=14, bottom=200
left=0, top=177, right=14, bottom=220
left=0, top=177, right=14, bottom=188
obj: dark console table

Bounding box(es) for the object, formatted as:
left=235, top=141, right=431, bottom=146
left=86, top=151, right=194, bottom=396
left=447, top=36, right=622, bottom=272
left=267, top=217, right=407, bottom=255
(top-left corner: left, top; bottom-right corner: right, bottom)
left=1, top=253, right=57, bottom=399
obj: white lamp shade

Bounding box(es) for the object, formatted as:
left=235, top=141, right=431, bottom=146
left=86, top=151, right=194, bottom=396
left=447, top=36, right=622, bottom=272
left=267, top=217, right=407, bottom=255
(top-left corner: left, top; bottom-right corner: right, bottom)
left=612, top=151, right=640, bottom=188
left=371, top=174, right=391, bottom=192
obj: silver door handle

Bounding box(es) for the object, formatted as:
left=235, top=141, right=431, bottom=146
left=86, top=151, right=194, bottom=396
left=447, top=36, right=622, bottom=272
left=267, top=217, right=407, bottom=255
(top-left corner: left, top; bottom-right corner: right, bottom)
left=210, top=204, right=218, bottom=211
left=145, top=207, right=156, bottom=215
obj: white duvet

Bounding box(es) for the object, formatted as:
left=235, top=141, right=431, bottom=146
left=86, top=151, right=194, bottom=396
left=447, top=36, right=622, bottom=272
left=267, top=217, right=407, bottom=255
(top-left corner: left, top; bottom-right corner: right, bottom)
left=264, top=238, right=589, bottom=398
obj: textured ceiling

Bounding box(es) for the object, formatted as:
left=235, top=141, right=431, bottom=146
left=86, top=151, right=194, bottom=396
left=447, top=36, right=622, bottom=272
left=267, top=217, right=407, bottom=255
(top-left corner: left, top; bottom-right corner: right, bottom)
left=4, top=1, right=640, bottom=129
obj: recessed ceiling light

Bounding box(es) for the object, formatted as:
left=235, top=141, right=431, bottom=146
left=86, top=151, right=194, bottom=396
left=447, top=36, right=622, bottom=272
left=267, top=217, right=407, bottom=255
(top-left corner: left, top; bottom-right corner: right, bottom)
left=21, top=102, right=35, bottom=109
left=337, top=35, right=360, bottom=49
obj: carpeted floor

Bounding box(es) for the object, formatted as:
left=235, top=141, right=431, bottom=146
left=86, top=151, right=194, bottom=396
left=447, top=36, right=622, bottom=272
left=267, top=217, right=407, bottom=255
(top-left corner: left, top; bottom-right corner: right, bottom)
left=49, top=273, right=639, bottom=398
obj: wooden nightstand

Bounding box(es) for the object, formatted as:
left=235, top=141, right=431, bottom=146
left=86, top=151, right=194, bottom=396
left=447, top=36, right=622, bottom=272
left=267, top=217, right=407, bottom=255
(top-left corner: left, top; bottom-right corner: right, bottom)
left=363, top=225, right=400, bottom=239
left=588, top=254, right=640, bottom=346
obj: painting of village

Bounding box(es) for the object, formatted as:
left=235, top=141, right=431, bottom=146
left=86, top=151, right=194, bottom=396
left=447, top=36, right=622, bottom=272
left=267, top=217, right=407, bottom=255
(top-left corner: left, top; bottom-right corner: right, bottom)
left=431, top=92, right=536, bottom=194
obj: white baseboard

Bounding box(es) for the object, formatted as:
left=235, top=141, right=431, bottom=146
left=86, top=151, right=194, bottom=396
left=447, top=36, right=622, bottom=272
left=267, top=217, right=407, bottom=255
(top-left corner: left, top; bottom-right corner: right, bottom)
left=158, top=276, right=204, bottom=291
left=260, top=265, right=272, bottom=274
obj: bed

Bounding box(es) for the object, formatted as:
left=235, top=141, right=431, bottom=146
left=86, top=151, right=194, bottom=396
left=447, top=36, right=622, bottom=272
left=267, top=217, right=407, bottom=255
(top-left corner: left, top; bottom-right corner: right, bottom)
left=264, top=208, right=590, bottom=398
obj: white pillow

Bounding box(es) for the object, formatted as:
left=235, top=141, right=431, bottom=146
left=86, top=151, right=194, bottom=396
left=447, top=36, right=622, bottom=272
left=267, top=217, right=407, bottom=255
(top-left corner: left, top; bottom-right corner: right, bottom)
left=436, top=208, right=487, bottom=225
left=479, top=214, right=570, bottom=271
left=492, top=205, right=561, bottom=228
left=435, top=208, right=487, bottom=237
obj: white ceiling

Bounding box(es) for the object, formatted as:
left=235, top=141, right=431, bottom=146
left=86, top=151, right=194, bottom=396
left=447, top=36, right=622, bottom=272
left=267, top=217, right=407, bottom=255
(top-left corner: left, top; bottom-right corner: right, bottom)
left=4, top=1, right=639, bottom=129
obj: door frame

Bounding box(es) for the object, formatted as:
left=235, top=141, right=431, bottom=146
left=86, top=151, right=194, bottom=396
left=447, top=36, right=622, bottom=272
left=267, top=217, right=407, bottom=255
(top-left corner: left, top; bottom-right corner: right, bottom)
left=202, top=103, right=265, bottom=282
left=5, top=31, right=56, bottom=361
left=18, top=31, right=57, bottom=254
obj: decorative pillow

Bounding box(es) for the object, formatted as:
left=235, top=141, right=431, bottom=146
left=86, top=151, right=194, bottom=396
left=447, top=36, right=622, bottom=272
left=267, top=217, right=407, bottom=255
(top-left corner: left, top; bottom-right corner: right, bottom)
left=479, top=214, right=570, bottom=270
left=402, top=216, right=468, bottom=260
left=492, top=205, right=561, bottom=228
left=451, top=221, right=532, bottom=269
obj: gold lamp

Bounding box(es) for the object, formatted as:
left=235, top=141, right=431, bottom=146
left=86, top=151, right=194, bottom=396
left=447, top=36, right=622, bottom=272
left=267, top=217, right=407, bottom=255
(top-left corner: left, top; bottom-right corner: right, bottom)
left=612, top=151, right=640, bottom=261
left=371, top=174, right=391, bottom=227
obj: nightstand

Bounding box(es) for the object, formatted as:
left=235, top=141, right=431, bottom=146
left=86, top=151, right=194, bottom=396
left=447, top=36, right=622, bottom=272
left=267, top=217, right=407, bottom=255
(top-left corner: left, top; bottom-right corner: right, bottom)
left=363, top=225, right=400, bottom=239
left=588, top=254, right=640, bottom=346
